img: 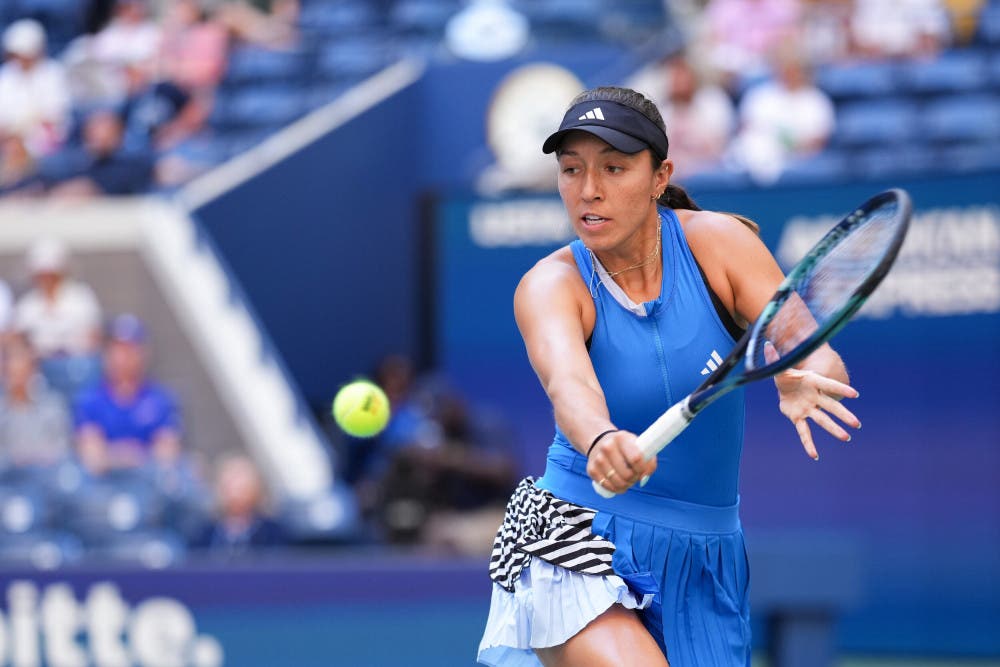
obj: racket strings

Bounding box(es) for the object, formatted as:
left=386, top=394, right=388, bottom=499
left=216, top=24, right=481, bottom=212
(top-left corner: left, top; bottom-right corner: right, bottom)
left=753, top=200, right=905, bottom=368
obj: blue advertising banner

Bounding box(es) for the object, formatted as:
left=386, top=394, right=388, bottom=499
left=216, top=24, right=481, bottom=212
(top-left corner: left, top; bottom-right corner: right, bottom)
left=430, top=170, right=1000, bottom=655
left=0, top=558, right=488, bottom=667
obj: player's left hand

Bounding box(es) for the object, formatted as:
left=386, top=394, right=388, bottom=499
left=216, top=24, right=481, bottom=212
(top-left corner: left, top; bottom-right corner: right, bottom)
left=765, top=343, right=861, bottom=459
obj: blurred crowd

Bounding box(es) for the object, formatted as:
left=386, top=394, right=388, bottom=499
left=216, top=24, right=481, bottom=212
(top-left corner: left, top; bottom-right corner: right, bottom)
left=648, top=0, right=985, bottom=180
left=0, top=236, right=515, bottom=564
left=0, top=237, right=295, bottom=566
left=631, top=0, right=993, bottom=182
left=2, top=0, right=996, bottom=195
left=0, top=0, right=301, bottom=198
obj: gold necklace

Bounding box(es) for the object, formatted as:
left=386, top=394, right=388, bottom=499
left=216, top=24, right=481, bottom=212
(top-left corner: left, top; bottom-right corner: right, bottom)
left=591, top=222, right=662, bottom=278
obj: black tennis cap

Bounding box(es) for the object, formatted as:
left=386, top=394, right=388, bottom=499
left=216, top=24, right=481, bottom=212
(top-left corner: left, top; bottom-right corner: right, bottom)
left=542, top=99, right=669, bottom=162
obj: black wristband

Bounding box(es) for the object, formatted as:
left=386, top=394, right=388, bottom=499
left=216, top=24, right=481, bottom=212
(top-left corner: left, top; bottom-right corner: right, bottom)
left=586, top=429, right=620, bottom=458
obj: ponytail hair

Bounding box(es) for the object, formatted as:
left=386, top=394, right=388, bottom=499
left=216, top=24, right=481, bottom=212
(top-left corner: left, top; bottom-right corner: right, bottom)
left=658, top=183, right=699, bottom=211
left=656, top=184, right=760, bottom=236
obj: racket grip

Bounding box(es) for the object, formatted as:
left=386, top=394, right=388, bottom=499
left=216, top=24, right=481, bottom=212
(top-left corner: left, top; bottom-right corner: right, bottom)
left=636, top=397, right=694, bottom=460
left=590, top=397, right=694, bottom=499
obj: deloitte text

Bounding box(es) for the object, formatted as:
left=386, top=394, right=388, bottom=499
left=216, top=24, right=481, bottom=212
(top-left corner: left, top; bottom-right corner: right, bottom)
left=0, top=581, right=222, bottom=667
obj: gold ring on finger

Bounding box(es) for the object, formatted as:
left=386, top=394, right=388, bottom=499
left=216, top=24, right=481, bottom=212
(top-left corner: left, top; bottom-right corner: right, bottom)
left=606, top=469, right=617, bottom=479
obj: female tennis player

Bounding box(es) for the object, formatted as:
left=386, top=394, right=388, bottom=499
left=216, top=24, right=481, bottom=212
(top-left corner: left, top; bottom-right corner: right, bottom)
left=478, top=86, right=861, bottom=667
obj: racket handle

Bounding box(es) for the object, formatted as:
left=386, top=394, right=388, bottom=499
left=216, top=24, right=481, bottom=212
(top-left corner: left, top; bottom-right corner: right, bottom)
left=636, top=396, right=694, bottom=460
left=591, top=397, right=694, bottom=499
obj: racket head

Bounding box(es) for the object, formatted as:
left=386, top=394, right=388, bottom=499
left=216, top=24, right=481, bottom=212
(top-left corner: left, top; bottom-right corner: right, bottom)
left=743, top=188, right=912, bottom=378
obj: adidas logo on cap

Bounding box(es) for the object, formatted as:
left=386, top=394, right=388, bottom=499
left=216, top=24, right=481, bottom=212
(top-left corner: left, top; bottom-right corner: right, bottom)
left=578, top=107, right=605, bottom=121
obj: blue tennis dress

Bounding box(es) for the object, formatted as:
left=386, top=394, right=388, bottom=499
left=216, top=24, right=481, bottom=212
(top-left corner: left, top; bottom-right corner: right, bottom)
left=479, top=208, right=751, bottom=666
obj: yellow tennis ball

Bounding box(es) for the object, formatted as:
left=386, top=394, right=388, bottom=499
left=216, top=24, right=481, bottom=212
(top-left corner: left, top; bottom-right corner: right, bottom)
left=332, top=380, right=391, bottom=438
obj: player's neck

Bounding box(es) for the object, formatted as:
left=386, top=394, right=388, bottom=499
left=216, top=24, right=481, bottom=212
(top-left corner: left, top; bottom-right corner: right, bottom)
left=592, top=215, right=662, bottom=286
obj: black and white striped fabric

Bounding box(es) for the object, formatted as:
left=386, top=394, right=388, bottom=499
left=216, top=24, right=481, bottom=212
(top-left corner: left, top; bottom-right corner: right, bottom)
left=489, top=477, right=617, bottom=592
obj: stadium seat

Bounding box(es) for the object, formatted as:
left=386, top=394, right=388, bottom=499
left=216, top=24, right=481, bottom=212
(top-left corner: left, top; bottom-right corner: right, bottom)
left=279, top=486, right=361, bottom=544
left=64, top=469, right=166, bottom=546
left=681, top=168, right=754, bottom=191
left=219, top=86, right=307, bottom=130
left=978, top=4, right=1000, bottom=44
left=937, top=140, right=1000, bottom=172
left=225, top=46, right=309, bottom=87
left=0, top=531, right=84, bottom=569
left=390, top=0, right=460, bottom=35
left=93, top=530, right=187, bottom=569
left=316, top=39, right=393, bottom=81
left=897, top=50, right=990, bottom=94
left=990, top=52, right=1000, bottom=85
left=834, top=100, right=920, bottom=147
left=511, top=0, right=603, bottom=40
left=774, top=149, right=851, bottom=186
left=921, top=95, right=1000, bottom=142
left=855, top=145, right=937, bottom=179
left=815, top=60, right=899, bottom=100
left=0, top=485, right=51, bottom=536
left=298, top=0, right=378, bottom=36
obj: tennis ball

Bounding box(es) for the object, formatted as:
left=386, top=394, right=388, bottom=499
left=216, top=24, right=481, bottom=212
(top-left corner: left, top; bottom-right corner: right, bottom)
left=332, top=380, right=391, bottom=438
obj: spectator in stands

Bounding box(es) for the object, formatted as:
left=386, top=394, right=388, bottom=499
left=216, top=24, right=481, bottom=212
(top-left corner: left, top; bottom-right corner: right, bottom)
left=91, top=0, right=163, bottom=71
left=0, top=276, right=11, bottom=332
left=158, top=0, right=230, bottom=94
left=75, top=313, right=184, bottom=476
left=376, top=387, right=517, bottom=554
left=851, top=0, right=951, bottom=58
left=943, top=0, right=986, bottom=46
left=342, top=355, right=440, bottom=520
left=0, top=335, right=72, bottom=470
left=215, top=0, right=301, bottom=50
left=733, top=48, right=835, bottom=183
left=62, top=0, right=161, bottom=108
left=799, top=0, right=853, bottom=64
left=40, top=109, right=154, bottom=197
left=636, top=55, right=735, bottom=179
left=0, top=135, right=37, bottom=195
left=0, top=19, right=71, bottom=157
left=119, top=61, right=210, bottom=153
left=13, top=238, right=103, bottom=400
left=702, top=0, right=801, bottom=86
left=197, top=453, right=286, bottom=555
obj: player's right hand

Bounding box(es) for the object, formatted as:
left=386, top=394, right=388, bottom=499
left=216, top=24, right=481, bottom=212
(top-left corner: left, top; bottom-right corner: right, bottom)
left=587, top=430, right=657, bottom=495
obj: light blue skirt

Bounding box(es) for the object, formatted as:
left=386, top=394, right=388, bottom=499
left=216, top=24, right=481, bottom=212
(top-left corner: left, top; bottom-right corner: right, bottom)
left=478, top=468, right=751, bottom=667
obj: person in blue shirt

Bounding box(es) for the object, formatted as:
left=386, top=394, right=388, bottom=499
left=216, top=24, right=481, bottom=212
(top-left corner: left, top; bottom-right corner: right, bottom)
left=75, top=313, right=182, bottom=475
left=479, top=87, right=861, bottom=667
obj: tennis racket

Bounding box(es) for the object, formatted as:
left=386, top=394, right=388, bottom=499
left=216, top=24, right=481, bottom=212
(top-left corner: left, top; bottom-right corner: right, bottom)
left=594, top=188, right=912, bottom=499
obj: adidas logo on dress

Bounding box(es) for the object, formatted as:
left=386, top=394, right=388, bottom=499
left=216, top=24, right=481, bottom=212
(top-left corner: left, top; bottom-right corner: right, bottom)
left=700, top=350, right=724, bottom=376
left=578, top=107, right=605, bottom=121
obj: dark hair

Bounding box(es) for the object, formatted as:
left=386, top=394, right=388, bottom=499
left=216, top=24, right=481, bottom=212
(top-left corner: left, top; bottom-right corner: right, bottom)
left=568, top=86, right=759, bottom=234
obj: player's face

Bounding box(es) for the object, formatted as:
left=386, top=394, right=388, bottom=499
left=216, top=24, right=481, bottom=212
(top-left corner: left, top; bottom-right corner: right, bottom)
left=556, top=132, right=669, bottom=253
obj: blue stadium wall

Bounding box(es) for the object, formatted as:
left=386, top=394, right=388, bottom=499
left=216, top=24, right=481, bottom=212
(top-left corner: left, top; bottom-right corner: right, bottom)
left=193, top=53, right=1000, bottom=658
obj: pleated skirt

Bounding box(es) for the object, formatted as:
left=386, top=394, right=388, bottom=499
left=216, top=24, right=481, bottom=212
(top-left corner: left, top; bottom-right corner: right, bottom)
left=478, top=470, right=751, bottom=667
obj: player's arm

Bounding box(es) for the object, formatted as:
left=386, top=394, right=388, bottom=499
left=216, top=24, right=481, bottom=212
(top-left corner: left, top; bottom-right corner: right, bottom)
left=686, top=211, right=861, bottom=457
left=514, top=255, right=655, bottom=493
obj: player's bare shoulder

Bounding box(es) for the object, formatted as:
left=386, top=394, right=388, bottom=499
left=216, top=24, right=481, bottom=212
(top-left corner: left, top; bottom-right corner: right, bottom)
left=514, top=245, right=593, bottom=327
left=676, top=208, right=766, bottom=269
left=516, top=246, right=587, bottom=300
left=676, top=209, right=760, bottom=247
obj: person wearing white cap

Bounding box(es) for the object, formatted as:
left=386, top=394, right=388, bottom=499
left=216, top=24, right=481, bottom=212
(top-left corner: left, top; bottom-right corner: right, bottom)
left=0, top=19, right=71, bottom=156
left=12, top=238, right=103, bottom=400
